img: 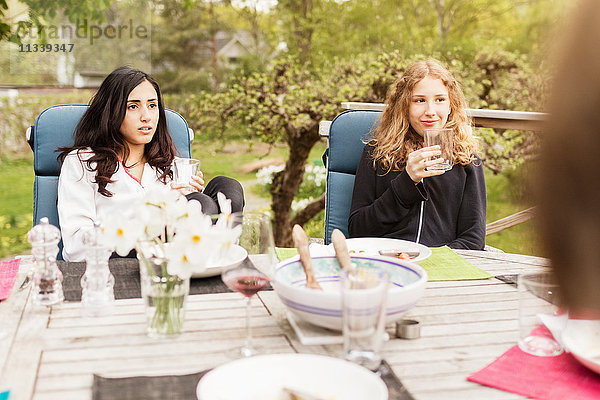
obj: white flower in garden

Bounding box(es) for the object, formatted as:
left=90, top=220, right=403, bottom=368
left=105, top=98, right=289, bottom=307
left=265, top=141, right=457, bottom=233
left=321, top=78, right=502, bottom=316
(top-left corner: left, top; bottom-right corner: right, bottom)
left=292, top=197, right=315, bottom=212
left=256, top=164, right=284, bottom=186
left=101, top=212, right=143, bottom=256
left=304, top=164, right=326, bottom=187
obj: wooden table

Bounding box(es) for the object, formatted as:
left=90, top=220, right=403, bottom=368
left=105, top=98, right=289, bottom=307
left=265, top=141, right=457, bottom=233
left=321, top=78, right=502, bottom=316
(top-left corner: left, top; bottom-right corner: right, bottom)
left=0, top=250, right=548, bottom=400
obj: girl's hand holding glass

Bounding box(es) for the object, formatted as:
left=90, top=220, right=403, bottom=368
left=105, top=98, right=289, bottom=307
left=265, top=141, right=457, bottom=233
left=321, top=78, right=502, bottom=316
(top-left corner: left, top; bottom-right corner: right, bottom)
left=405, top=145, right=445, bottom=183
left=171, top=170, right=204, bottom=195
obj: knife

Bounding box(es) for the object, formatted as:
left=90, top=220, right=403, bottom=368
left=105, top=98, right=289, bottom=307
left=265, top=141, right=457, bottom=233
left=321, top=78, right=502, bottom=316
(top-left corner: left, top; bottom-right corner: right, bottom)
left=378, top=249, right=420, bottom=258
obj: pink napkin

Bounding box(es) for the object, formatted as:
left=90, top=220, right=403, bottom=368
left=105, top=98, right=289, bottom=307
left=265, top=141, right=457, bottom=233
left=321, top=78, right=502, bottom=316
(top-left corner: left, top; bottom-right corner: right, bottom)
left=468, top=328, right=600, bottom=400
left=0, top=259, right=21, bottom=301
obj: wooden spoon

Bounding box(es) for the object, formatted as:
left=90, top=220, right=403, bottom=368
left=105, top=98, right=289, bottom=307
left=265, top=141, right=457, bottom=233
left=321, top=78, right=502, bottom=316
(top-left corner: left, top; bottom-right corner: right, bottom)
left=292, top=224, right=322, bottom=290
left=331, top=229, right=353, bottom=271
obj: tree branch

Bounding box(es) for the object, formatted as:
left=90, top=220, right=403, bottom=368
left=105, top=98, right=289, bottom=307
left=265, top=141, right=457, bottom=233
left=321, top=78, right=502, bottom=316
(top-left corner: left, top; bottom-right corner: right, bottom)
left=290, top=193, right=325, bottom=227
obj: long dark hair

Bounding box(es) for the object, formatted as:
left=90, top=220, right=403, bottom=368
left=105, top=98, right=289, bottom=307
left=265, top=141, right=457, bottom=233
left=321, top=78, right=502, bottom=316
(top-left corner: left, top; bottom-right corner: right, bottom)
left=58, top=66, right=176, bottom=196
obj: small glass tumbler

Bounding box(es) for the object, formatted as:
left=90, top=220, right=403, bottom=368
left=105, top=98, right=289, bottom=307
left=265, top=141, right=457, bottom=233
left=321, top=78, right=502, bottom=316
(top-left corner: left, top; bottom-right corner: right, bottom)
left=424, top=128, right=453, bottom=171
left=518, top=271, right=564, bottom=356
left=341, top=266, right=389, bottom=370
left=173, top=157, right=200, bottom=187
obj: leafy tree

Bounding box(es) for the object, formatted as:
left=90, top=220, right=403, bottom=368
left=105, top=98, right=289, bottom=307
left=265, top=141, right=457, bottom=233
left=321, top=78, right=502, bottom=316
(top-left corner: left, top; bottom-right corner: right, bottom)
left=186, top=47, right=549, bottom=244
left=187, top=56, right=369, bottom=245
left=1, top=0, right=112, bottom=43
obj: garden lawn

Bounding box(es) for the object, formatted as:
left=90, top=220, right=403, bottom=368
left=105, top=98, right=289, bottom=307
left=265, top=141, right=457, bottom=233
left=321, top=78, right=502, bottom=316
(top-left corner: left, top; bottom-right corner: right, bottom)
left=0, top=156, right=34, bottom=259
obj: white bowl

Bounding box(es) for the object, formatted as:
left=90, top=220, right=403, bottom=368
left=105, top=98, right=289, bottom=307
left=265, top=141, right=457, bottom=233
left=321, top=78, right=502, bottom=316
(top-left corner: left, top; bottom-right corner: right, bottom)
left=196, top=353, right=388, bottom=400
left=191, top=244, right=247, bottom=278
left=272, top=255, right=427, bottom=330
left=562, top=319, right=600, bottom=375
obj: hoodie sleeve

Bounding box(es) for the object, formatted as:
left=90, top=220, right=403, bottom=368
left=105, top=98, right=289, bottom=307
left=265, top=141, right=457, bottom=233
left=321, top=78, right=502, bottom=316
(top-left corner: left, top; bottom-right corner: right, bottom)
left=348, top=145, right=426, bottom=237
left=448, top=157, right=487, bottom=250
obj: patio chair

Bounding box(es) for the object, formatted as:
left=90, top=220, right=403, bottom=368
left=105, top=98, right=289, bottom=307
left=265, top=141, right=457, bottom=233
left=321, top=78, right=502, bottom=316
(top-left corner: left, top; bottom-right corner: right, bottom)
left=27, top=104, right=193, bottom=259
left=323, top=109, right=380, bottom=244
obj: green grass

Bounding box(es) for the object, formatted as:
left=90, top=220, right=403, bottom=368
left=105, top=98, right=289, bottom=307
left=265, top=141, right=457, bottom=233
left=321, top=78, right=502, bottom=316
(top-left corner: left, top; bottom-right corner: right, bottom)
left=0, top=156, right=35, bottom=258
left=0, top=140, right=545, bottom=258
left=484, top=169, right=543, bottom=256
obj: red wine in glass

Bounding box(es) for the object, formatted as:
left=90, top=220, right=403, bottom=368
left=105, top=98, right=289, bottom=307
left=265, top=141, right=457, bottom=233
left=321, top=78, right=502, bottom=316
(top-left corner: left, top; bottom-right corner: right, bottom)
left=221, top=262, right=270, bottom=357
left=221, top=211, right=277, bottom=358
left=225, top=274, right=269, bottom=297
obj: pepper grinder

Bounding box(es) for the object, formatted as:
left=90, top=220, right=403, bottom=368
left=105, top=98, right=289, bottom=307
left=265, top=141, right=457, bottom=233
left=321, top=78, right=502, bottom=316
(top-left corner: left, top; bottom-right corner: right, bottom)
left=27, top=217, right=64, bottom=306
left=81, top=221, right=115, bottom=316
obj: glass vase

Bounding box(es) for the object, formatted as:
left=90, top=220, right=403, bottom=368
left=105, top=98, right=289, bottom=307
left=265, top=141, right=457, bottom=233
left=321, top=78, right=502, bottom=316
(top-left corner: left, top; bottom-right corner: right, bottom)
left=138, top=255, right=189, bottom=338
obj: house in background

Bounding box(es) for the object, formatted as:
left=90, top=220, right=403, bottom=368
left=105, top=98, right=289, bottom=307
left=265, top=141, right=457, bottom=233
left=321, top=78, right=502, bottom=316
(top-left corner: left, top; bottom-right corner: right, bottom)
left=55, top=30, right=261, bottom=89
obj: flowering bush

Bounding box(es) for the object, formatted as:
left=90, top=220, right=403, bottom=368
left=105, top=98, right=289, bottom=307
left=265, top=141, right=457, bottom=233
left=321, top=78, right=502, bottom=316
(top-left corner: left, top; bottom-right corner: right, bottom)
left=256, top=163, right=326, bottom=212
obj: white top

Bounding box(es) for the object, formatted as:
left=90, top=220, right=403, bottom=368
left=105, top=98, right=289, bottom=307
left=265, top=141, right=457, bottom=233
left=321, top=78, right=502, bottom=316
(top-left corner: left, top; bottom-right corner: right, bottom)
left=58, top=149, right=170, bottom=261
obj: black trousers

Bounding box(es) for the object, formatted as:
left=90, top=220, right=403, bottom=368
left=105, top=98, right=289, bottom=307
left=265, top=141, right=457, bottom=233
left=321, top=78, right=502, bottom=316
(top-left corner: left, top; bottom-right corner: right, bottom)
left=185, top=175, right=245, bottom=215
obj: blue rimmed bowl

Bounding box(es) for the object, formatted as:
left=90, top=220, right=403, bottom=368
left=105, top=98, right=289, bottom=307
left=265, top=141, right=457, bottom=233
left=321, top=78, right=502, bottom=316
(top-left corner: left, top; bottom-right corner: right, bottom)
left=272, top=255, right=428, bottom=331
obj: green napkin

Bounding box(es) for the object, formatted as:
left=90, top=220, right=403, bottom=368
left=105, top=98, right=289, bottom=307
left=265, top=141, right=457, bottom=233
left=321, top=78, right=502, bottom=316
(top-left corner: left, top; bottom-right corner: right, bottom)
left=275, top=245, right=491, bottom=282
left=418, top=246, right=492, bottom=281
left=276, top=247, right=298, bottom=261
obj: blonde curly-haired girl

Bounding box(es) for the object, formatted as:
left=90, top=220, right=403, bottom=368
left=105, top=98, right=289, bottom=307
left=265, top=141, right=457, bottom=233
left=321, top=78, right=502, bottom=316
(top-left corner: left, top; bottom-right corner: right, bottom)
left=349, top=59, right=486, bottom=249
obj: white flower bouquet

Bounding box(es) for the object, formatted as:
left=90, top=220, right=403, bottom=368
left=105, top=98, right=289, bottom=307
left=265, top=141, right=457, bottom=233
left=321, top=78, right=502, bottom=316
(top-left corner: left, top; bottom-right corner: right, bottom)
left=101, top=187, right=242, bottom=336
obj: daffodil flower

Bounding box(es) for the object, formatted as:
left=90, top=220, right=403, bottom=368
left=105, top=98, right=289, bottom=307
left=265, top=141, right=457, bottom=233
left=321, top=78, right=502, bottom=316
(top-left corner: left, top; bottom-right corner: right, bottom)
left=101, top=211, right=143, bottom=256
left=99, top=185, right=242, bottom=280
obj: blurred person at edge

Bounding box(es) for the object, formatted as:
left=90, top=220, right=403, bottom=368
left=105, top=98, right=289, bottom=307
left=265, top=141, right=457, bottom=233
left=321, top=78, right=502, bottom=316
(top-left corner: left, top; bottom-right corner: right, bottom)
left=538, top=0, right=600, bottom=318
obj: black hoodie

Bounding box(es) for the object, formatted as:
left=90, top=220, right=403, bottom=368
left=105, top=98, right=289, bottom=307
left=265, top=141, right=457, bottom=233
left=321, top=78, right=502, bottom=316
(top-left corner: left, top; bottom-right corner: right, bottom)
left=348, top=145, right=487, bottom=250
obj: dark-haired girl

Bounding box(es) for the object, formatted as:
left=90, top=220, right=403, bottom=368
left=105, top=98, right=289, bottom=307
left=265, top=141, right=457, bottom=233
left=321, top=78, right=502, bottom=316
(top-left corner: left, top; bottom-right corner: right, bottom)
left=58, top=66, right=244, bottom=261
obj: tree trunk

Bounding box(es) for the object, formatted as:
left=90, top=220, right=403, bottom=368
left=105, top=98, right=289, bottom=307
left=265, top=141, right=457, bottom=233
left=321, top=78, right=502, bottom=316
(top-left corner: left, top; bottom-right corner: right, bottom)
left=270, top=124, right=320, bottom=247
left=434, top=0, right=445, bottom=40
left=288, top=0, right=314, bottom=65
left=208, top=1, right=219, bottom=92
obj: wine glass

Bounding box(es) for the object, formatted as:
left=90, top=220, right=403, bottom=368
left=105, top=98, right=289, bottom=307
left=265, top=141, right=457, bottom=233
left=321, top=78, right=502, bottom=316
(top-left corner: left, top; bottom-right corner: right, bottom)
left=221, top=212, right=277, bottom=357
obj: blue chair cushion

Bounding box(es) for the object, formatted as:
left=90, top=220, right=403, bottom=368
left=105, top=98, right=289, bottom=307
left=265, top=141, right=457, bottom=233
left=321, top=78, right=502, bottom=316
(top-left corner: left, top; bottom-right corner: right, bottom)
left=324, top=110, right=381, bottom=244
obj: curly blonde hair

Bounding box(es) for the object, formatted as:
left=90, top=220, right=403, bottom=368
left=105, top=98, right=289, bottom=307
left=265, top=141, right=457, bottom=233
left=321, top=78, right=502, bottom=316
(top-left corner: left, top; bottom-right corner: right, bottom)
left=370, top=59, right=478, bottom=173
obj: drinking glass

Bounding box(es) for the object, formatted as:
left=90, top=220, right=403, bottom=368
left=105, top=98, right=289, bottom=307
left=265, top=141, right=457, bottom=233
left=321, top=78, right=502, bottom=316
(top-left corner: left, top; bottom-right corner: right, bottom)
left=424, top=128, right=453, bottom=171
left=518, top=270, right=564, bottom=356
left=173, top=157, right=200, bottom=188
left=341, top=266, right=389, bottom=371
left=221, top=212, right=277, bottom=357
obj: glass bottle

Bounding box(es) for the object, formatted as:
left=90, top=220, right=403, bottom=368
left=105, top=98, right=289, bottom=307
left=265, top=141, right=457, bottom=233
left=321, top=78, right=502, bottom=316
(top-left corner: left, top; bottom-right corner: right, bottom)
left=81, top=221, right=115, bottom=316
left=27, top=217, right=64, bottom=306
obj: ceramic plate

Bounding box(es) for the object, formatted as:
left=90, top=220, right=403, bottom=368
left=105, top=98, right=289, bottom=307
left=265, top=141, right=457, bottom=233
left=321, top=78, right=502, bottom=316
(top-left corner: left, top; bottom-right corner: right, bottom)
left=328, top=237, right=431, bottom=263
left=196, top=353, right=388, bottom=400
left=562, top=319, right=600, bottom=375
left=191, top=245, right=247, bottom=278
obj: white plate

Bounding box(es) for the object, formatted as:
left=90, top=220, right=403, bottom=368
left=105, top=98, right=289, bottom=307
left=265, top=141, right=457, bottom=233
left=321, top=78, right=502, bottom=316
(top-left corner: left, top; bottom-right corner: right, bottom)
left=191, top=245, right=248, bottom=278
left=196, top=353, right=388, bottom=400
left=562, top=319, right=600, bottom=375
left=328, top=237, right=432, bottom=263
